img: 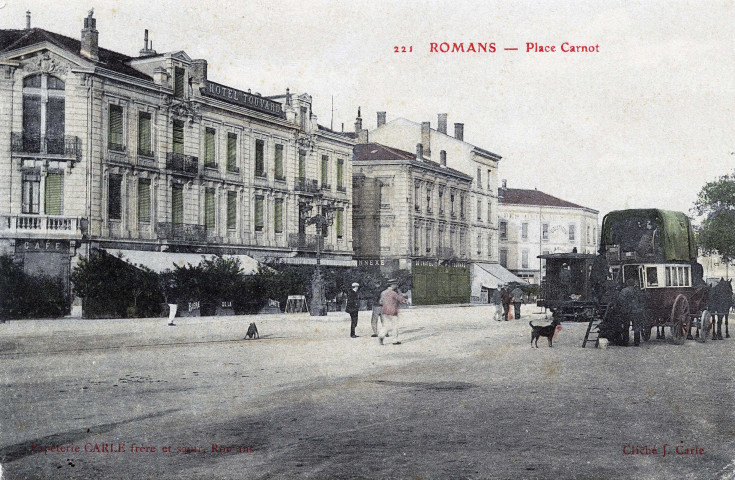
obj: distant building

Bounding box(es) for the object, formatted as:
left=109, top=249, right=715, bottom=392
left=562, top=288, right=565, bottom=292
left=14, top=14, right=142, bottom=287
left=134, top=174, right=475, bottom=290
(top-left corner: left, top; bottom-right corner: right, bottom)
left=698, top=253, right=734, bottom=284
left=497, top=184, right=599, bottom=284
left=0, top=11, right=355, bottom=307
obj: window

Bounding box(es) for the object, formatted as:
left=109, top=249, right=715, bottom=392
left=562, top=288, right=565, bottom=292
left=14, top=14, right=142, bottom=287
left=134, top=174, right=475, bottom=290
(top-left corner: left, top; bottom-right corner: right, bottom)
left=569, top=224, right=575, bottom=242
left=414, top=225, right=420, bottom=254
left=22, top=74, right=65, bottom=154
left=460, top=194, right=465, bottom=218
left=426, top=188, right=432, bottom=213
left=108, top=104, right=124, bottom=151
left=204, top=128, right=216, bottom=167
left=108, top=174, right=122, bottom=220
left=426, top=227, right=432, bottom=253
left=587, top=226, right=591, bottom=244
left=204, top=188, right=215, bottom=230
left=477, top=199, right=482, bottom=221
left=300, top=106, right=308, bottom=130
left=499, top=220, right=508, bottom=240
left=225, top=133, right=238, bottom=172
left=298, top=150, right=306, bottom=181
left=522, top=250, right=529, bottom=269
left=500, top=249, right=508, bottom=268
left=414, top=183, right=421, bottom=212
left=336, top=208, right=344, bottom=238
left=438, top=188, right=444, bottom=215
left=487, top=199, right=492, bottom=223
left=44, top=173, right=63, bottom=216
left=450, top=191, right=456, bottom=216
left=337, top=159, right=344, bottom=189
left=227, top=191, right=237, bottom=230
left=174, top=67, right=185, bottom=98
left=254, top=139, right=265, bottom=177
left=477, top=234, right=482, bottom=255
left=138, top=178, right=151, bottom=223
left=522, top=222, right=528, bottom=240
left=274, top=198, right=284, bottom=233
left=172, top=120, right=184, bottom=155
left=487, top=169, right=491, bottom=190
left=542, top=223, right=549, bottom=241
left=172, top=185, right=183, bottom=225
left=646, top=267, right=658, bottom=287
left=440, top=150, right=446, bottom=165
left=488, top=235, right=493, bottom=258
left=254, top=195, right=264, bottom=232
left=138, top=112, right=152, bottom=157
left=321, top=156, right=330, bottom=184
left=477, top=168, right=482, bottom=188
left=274, top=144, right=284, bottom=180
left=22, top=174, right=40, bottom=214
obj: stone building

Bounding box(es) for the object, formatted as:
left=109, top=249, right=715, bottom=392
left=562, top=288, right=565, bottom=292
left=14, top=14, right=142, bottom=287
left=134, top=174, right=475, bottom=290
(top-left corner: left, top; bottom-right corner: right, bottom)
left=352, top=142, right=472, bottom=304
left=497, top=183, right=599, bottom=284
left=0, top=12, right=355, bottom=301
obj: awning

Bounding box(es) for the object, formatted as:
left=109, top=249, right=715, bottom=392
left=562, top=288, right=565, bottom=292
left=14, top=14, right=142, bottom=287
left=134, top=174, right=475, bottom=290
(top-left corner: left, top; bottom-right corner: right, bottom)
left=104, top=249, right=260, bottom=274
left=471, top=262, right=527, bottom=296
left=279, top=256, right=357, bottom=267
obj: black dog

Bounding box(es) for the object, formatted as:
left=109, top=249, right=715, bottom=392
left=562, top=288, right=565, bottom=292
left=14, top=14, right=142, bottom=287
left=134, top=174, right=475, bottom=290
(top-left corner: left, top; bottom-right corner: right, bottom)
left=529, top=319, right=561, bottom=348
left=245, top=322, right=259, bottom=340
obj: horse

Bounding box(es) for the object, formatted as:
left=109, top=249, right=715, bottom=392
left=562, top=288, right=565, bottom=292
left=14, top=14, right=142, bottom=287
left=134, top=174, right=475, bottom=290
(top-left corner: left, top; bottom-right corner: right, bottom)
left=708, top=278, right=732, bottom=340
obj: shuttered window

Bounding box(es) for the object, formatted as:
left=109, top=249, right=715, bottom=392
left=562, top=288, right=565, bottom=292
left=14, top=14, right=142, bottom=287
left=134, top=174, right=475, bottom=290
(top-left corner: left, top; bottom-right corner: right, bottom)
left=337, top=159, right=344, bottom=188
left=274, top=198, right=283, bottom=233
left=44, top=173, right=63, bottom=215
left=227, top=191, right=237, bottom=229
left=274, top=144, right=284, bottom=179
left=204, top=188, right=215, bottom=229
left=138, top=112, right=152, bottom=156
left=172, top=185, right=184, bottom=225
left=255, top=139, right=265, bottom=177
left=336, top=208, right=344, bottom=238
left=174, top=67, right=185, bottom=98
left=254, top=196, right=264, bottom=231
left=22, top=95, right=41, bottom=153
left=22, top=175, right=40, bottom=214
left=321, top=155, right=328, bottom=186
left=227, top=133, right=237, bottom=172
left=138, top=179, right=151, bottom=223
left=108, top=104, right=124, bottom=151
left=204, top=128, right=216, bottom=167
left=46, top=97, right=65, bottom=153
left=108, top=174, right=122, bottom=220
left=172, top=120, right=184, bottom=154
left=298, top=150, right=306, bottom=180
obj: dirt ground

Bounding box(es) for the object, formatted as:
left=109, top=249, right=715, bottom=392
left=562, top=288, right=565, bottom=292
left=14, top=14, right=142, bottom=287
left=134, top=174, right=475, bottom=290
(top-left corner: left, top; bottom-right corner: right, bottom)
left=1, top=305, right=734, bottom=479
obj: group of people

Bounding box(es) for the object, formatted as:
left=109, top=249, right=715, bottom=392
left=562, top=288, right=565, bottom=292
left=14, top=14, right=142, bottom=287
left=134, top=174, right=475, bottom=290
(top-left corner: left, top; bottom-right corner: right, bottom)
left=345, top=280, right=407, bottom=345
left=491, top=285, right=526, bottom=321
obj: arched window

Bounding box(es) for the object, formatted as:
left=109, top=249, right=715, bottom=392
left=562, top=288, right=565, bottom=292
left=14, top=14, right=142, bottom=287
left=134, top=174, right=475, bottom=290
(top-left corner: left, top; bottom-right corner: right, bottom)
left=22, top=74, right=65, bottom=153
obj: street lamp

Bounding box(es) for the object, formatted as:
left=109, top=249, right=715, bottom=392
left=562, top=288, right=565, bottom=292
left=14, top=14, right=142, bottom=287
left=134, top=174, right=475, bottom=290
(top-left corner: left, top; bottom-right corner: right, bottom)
left=305, top=196, right=336, bottom=316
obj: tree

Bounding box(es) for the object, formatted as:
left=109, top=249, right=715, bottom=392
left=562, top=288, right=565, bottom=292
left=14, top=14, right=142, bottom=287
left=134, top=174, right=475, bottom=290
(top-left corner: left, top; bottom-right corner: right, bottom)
left=693, top=172, right=735, bottom=262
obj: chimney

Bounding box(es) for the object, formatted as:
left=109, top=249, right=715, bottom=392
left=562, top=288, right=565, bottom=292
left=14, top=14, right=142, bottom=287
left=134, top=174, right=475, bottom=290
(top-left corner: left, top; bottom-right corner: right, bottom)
left=139, top=29, right=157, bottom=56
left=454, top=123, right=464, bottom=141
left=421, top=121, right=431, bottom=158
left=190, top=59, right=208, bottom=84
left=80, top=10, right=99, bottom=62
left=377, top=111, right=386, bottom=128
left=25, top=11, right=31, bottom=30
left=354, top=107, right=363, bottom=133
left=437, top=113, right=448, bottom=134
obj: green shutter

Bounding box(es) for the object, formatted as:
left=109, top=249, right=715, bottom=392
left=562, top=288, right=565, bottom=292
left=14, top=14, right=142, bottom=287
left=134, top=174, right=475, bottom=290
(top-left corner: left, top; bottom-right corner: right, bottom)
left=274, top=199, right=283, bottom=233
left=44, top=173, right=63, bottom=215
left=138, top=179, right=150, bottom=223
left=174, top=67, right=185, bottom=98
left=205, top=188, right=215, bottom=229
left=227, top=191, right=237, bottom=229
left=336, top=208, right=343, bottom=238
left=138, top=112, right=151, bottom=156
left=321, top=155, right=328, bottom=185
left=172, top=185, right=183, bottom=225
left=255, top=140, right=264, bottom=176
left=274, top=144, right=283, bottom=179
left=255, top=196, right=264, bottom=231
left=172, top=121, right=184, bottom=154
left=337, top=160, right=343, bottom=188
left=204, top=128, right=216, bottom=166
left=109, top=105, right=123, bottom=150
left=227, top=133, right=237, bottom=172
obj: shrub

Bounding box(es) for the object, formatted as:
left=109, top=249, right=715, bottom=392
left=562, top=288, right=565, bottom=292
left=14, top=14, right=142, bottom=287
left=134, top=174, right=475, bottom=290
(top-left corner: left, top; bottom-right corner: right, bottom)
left=0, top=255, right=69, bottom=319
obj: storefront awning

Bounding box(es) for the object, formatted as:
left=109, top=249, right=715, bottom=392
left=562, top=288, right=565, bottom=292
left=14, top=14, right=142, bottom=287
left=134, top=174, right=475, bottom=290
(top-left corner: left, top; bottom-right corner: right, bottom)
left=278, top=256, right=357, bottom=267
left=104, top=249, right=260, bottom=274
left=471, top=262, right=527, bottom=295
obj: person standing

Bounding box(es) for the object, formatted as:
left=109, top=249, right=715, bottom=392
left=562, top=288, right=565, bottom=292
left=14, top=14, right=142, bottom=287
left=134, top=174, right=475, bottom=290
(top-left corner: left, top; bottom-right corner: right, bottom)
left=501, top=288, right=512, bottom=321
left=618, top=278, right=647, bottom=346
left=490, top=288, right=503, bottom=321
left=378, top=281, right=407, bottom=345
left=370, top=285, right=382, bottom=337
left=346, top=282, right=361, bottom=338
left=511, top=286, right=524, bottom=320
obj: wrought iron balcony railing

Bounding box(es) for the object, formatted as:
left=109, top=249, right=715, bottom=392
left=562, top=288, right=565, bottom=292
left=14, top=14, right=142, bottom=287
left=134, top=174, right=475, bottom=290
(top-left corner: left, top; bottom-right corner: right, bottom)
left=294, top=178, right=319, bottom=193
left=156, top=222, right=207, bottom=242
left=436, top=247, right=455, bottom=258
left=10, top=133, right=81, bottom=159
left=166, top=152, right=199, bottom=175
left=336, top=185, right=346, bottom=193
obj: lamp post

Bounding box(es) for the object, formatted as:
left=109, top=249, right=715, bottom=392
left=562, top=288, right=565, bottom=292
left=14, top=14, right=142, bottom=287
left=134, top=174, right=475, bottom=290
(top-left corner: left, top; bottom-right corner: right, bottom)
left=305, top=196, right=335, bottom=316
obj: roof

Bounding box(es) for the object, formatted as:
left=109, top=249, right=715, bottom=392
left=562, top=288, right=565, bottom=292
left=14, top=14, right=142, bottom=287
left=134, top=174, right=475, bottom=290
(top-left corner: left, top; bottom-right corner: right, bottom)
left=354, top=143, right=471, bottom=179
left=0, top=28, right=152, bottom=81
left=499, top=188, right=597, bottom=212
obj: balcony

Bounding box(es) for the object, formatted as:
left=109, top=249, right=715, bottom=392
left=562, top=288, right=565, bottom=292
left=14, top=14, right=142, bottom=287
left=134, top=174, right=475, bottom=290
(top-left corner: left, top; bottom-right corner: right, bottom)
left=336, top=185, right=346, bottom=193
left=0, top=215, right=83, bottom=239
left=166, top=152, right=199, bottom=176
left=436, top=247, right=455, bottom=258
left=156, top=222, right=207, bottom=242
left=320, top=183, right=332, bottom=191
left=288, top=233, right=333, bottom=252
left=294, top=178, right=319, bottom=194
left=10, top=133, right=81, bottom=160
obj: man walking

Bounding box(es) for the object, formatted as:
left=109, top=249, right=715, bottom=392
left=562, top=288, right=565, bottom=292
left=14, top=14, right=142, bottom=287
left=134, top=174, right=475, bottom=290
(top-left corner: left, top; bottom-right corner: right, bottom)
left=378, top=281, right=407, bottom=345
left=346, top=282, right=361, bottom=338
left=370, top=285, right=382, bottom=337
left=511, top=286, right=525, bottom=320
left=501, top=288, right=512, bottom=321
left=618, top=278, right=646, bottom=346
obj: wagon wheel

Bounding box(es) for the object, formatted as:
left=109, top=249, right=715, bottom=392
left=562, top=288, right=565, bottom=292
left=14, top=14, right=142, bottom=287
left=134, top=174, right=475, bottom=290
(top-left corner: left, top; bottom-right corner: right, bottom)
left=697, top=310, right=712, bottom=343
left=669, top=294, right=690, bottom=345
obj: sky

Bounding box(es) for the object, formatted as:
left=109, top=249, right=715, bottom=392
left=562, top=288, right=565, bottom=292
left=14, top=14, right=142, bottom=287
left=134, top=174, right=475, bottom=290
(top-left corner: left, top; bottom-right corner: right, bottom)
left=3, top=0, right=733, bottom=219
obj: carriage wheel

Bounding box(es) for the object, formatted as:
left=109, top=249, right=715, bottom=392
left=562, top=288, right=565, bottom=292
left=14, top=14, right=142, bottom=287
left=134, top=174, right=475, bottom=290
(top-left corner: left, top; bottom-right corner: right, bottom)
left=669, top=294, right=690, bottom=345
left=697, top=310, right=712, bottom=343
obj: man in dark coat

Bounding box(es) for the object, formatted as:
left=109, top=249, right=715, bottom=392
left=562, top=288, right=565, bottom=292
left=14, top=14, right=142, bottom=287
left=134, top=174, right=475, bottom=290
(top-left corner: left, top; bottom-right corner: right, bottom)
left=346, top=282, right=361, bottom=338
left=511, top=286, right=524, bottom=320
left=618, top=278, right=647, bottom=346
left=501, top=288, right=512, bottom=321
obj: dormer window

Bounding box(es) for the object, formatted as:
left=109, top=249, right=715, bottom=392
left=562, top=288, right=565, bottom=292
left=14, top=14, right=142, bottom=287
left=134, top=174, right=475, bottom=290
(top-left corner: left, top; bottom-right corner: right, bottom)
left=174, top=66, right=185, bottom=98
